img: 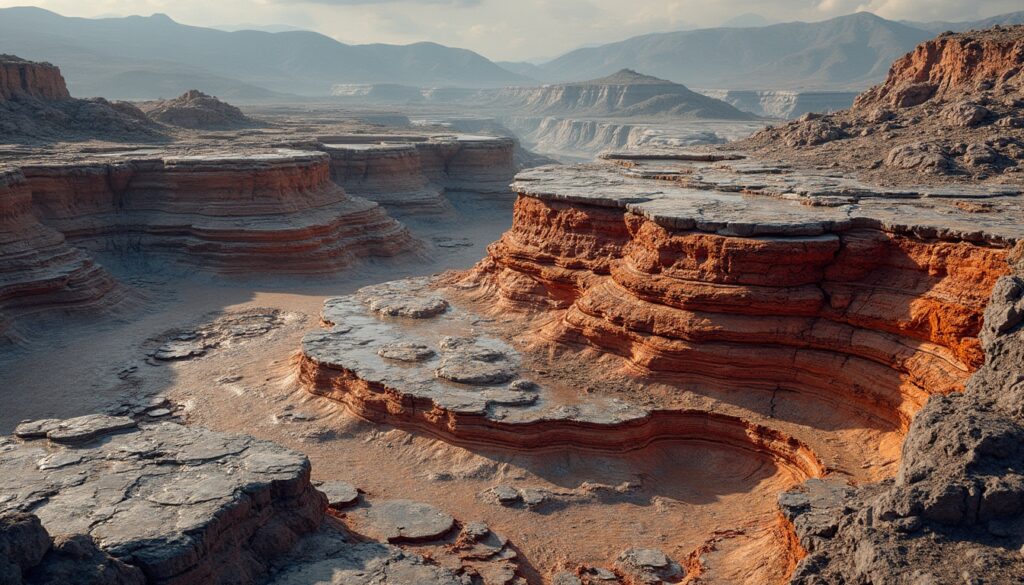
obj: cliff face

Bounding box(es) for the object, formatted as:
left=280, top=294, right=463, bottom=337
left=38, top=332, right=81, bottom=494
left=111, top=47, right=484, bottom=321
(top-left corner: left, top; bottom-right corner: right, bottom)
left=855, top=26, right=1024, bottom=109
left=736, top=25, right=1024, bottom=187
left=0, top=168, right=125, bottom=340
left=468, top=193, right=1007, bottom=431
left=0, top=150, right=417, bottom=339
left=493, top=69, right=756, bottom=120
left=0, top=56, right=70, bottom=101
left=323, top=136, right=517, bottom=213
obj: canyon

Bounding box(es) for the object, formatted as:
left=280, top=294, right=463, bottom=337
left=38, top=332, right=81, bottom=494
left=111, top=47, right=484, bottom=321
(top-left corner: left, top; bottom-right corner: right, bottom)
left=1, top=23, right=1024, bottom=585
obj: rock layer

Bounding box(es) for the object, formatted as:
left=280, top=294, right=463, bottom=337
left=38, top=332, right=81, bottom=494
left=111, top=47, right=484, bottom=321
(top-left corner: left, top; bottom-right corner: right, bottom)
left=468, top=160, right=1015, bottom=431
left=0, top=419, right=327, bottom=585
left=0, top=55, right=69, bottom=101
left=0, top=168, right=126, bottom=340
left=22, top=150, right=414, bottom=273
left=321, top=135, right=517, bottom=213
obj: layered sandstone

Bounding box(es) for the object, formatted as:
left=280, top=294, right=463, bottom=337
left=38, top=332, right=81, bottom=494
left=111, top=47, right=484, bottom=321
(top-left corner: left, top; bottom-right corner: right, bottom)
left=0, top=168, right=125, bottom=340
left=469, top=158, right=1017, bottom=431
left=321, top=135, right=517, bottom=213
left=21, top=150, right=414, bottom=273
left=0, top=55, right=69, bottom=101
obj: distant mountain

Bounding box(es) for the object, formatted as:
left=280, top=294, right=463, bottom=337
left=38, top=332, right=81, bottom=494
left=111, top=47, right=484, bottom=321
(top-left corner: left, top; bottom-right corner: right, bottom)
left=720, top=13, right=774, bottom=28
left=535, top=12, right=933, bottom=90
left=486, top=69, right=756, bottom=120
left=903, top=11, right=1024, bottom=34
left=0, top=7, right=530, bottom=99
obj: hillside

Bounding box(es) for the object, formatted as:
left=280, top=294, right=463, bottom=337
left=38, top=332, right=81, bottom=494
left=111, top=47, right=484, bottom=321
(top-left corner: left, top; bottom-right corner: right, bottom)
left=536, top=12, right=932, bottom=90
left=489, top=69, right=756, bottom=119
left=0, top=7, right=529, bottom=99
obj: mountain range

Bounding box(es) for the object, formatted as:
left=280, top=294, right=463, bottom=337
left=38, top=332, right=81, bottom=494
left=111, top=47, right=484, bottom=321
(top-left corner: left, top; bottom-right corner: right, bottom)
left=1, top=7, right=1022, bottom=99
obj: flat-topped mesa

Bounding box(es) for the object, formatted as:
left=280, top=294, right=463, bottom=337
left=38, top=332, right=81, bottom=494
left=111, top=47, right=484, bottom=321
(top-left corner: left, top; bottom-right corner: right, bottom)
left=0, top=168, right=126, bottom=340
left=22, top=149, right=415, bottom=273
left=320, top=135, right=517, bottom=213
left=464, top=158, right=1021, bottom=433
left=854, top=25, right=1024, bottom=110
left=493, top=69, right=756, bottom=120
left=0, top=55, right=70, bottom=101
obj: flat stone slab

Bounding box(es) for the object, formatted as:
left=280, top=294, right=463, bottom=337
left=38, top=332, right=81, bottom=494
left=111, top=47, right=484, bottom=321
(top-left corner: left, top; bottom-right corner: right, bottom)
left=304, top=277, right=644, bottom=423
left=513, top=160, right=1024, bottom=243
left=43, top=414, right=137, bottom=444
left=0, top=417, right=322, bottom=582
left=316, top=480, right=360, bottom=508
left=352, top=500, right=455, bottom=543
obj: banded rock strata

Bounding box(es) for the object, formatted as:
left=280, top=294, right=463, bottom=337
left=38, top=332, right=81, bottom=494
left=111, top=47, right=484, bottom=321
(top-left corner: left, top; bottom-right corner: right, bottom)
left=0, top=149, right=415, bottom=339
left=320, top=134, right=517, bottom=214
left=299, top=149, right=1023, bottom=582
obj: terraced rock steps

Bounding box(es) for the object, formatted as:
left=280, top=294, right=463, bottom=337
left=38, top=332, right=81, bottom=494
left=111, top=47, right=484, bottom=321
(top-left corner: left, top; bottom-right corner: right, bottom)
left=297, top=151, right=1022, bottom=582
left=0, top=149, right=416, bottom=340
left=319, top=134, right=517, bottom=215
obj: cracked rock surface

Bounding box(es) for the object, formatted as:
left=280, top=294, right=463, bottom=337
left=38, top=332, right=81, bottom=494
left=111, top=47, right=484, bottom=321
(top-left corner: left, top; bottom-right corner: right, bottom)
left=0, top=419, right=326, bottom=585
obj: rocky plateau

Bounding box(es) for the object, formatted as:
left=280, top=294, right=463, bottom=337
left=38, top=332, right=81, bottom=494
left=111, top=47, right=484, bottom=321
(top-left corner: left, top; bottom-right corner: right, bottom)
left=2, top=22, right=1024, bottom=585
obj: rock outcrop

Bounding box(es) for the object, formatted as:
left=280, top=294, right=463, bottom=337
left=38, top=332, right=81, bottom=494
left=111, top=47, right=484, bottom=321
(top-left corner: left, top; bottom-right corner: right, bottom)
left=699, top=89, right=859, bottom=119
left=0, top=418, right=328, bottom=585
left=21, top=150, right=414, bottom=273
left=320, top=134, right=517, bottom=214
left=736, top=26, right=1024, bottom=186
left=782, top=242, right=1024, bottom=584
left=140, top=90, right=256, bottom=130
left=297, top=148, right=1023, bottom=581
left=492, top=70, right=756, bottom=120
left=0, top=55, right=69, bottom=101
left=0, top=55, right=161, bottom=143
left=0, top=149, right=416, bottom=340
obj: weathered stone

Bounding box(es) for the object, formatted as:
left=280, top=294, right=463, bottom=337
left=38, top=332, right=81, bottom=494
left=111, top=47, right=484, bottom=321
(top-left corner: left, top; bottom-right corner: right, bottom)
left=43, top=414, right=136, bottom=444
left=354, top=500, right=455, bottom=543
left=0, top=420, right=326, bottom=585
left=614, top=548, right=684, bottom=584
left=377, top=342, right=435, bottom=362
left=317, top=480, right=360, bottom=508
left=13, top=419, right=61, bottom=440
left=941, top=102, right=991, bottom=127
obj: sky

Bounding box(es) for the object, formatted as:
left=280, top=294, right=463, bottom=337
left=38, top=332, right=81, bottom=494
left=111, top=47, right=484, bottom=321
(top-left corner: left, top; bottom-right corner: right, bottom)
left=0, top=0, right=1020, bottom=62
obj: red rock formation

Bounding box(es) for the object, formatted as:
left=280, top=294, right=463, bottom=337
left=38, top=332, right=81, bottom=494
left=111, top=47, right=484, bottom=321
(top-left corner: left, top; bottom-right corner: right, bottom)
left=0, top=168, right=125, bottom=339
left=467, top=195, right=1009, bottom=431
left=0, top=55, right=70, bottom=101
left=22, top=151, right=415, bottom=273
left=854, top=26, right=1023, bottom=109
left=299, top=354, right=825, bottom=479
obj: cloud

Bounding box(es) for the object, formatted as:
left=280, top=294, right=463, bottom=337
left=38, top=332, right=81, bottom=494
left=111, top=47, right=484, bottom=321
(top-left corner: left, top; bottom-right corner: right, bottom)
left=274, top=0, right=482, bottom=5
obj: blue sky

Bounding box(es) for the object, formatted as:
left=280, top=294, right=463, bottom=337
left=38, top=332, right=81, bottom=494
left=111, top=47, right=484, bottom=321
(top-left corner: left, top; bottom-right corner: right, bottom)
left=1, top=0, right=1019, bottom=61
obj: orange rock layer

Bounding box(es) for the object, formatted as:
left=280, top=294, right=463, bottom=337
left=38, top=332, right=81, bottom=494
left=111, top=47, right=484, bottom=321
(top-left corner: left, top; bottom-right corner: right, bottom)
left=855, top=25, right=1024, bottom=108
left=465, top=196, right=1010, bottom=431
left=298, top=355, right=826, bottom=480
left=21, top=153, right=414, bottom=273
left=0, top=58, right=70, bottom=101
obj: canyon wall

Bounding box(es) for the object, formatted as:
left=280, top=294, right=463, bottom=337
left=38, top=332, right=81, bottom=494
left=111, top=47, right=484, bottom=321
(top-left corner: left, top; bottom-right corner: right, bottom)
left=323, top=136, right=517, bottom=213
left=700, top=89, right=858, bottom=119
left=22, top=151, right=414, bottom=273
left=0, top=168, right=125, bottom=339
left=0, top=149, right=418, bottom=339
left=0, top=56, right=70, bottom=101
left=465, top=173, right=1011, bottom=433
